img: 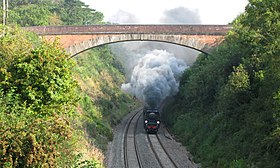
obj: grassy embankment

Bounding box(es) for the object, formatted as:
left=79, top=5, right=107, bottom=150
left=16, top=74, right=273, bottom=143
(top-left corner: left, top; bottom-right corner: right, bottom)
left=71, top=46, right=139, bottom=161
left=0, top=26, right=138, bottom=167
left=163, top=1, right=280, bottom=167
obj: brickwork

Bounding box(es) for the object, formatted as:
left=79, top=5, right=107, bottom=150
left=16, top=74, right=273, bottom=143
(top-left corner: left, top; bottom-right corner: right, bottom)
left=24, top=25, right=231, bottom=56
left=25, top=25, right=231, bottom=35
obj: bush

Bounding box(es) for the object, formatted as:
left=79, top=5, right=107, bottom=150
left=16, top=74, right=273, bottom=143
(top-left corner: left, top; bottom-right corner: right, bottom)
left=0, top=26, right=79, bottom=167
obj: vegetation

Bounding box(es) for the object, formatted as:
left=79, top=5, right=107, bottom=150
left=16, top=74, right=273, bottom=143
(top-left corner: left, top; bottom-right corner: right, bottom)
left=0, top=0, right=104, bottom=26
left=72, top=46, right=137, bottom=152
left=163, top=0, right=280, bottom=167
left=2, top=0, right=279, bottom=167
left=0, top=26, right=80, bottom=167
left=0, top=0, right=136, bottom=167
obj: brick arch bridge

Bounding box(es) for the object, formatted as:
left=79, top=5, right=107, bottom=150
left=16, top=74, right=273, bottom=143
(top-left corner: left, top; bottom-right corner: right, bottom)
left=24, top=25, right=231, bottom=57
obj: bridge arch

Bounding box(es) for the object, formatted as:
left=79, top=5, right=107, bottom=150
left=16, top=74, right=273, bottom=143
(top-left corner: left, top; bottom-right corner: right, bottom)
left=24, top=25, right=231, bottom=57
left=64, top=34, right=220, bottom=57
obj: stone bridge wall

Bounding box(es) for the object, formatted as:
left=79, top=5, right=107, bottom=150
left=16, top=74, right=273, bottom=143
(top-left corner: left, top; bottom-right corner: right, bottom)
left=24, top=25, right=231, bottom=35
left=24, top=25, right=231, bottom=56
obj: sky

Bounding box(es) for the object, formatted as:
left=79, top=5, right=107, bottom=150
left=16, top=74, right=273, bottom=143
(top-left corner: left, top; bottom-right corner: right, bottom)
left=81, top=0, right=249, bottom=24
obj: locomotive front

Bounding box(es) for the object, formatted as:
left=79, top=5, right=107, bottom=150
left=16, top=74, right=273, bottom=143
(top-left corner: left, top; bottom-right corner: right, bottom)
left=143, top=107, right=160, bottom=133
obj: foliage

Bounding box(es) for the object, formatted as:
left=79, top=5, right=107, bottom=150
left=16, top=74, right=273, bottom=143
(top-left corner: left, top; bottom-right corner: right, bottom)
left=59, top=0, right=104, bottom=25
left=1, top=0, right=135, bottom=166
left=163, top=0, right=280, bottom=167
left=0, top=109, right=72, bottom=167
left=0, top=29, right=78, bottom=117
left=0, top=26, right=82, bottom=167
left=72, top=46, right=138, bottom=151
left=0, top=0, right=104, bottom=26
left=71, top=153, right=103, bottom=168
left=0, top=0, right=131, bottom=167
left=9, top=4, right=54, bottom=26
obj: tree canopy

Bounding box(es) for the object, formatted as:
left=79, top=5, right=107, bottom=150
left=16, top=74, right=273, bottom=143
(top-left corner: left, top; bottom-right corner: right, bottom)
left=0, top=26, right=79, bottom=167
left=163, top=0, right=280, bottom=167
left=0, top=0, right=104, bottom=26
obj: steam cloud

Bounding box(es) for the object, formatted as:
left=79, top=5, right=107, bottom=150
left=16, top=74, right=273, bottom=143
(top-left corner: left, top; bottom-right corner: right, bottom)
left=109, top=10, right=140, bottom=24
left=109, top=7, right=201, bottom=106
left=160, top=7, right=201, bottom=24
left=121, top=50, right=187, bottom=107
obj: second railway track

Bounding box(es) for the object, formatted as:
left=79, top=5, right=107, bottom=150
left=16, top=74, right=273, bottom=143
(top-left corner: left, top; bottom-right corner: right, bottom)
left=123, top=109, right=143, bottom=168
left=123, top=108, right=183, bottom=168
left=147, top=133, right=179, bottom=168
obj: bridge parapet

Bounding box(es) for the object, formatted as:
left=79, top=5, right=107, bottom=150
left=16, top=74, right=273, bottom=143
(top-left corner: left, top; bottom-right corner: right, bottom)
left=24, top=25, right=231, bottom=35
left=23, top=25, right=231, bottom=57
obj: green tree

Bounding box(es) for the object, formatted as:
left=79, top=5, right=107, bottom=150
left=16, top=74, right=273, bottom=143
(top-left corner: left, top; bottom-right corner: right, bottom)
left=9, top=4, right=54, bottom=26
left=0, top=0, right=104, bottom=26
left=0, top=26, right=79, bottom=167
left=58, top=0, right=104, bottom=25
left=164, top=0, right=280, bottom=167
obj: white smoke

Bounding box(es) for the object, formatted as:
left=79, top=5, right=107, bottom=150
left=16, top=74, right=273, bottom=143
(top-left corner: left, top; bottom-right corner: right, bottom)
left=109, top=7, right=202, bottom=106
left=110, top=6, right=201, bottom=79
left=160, top=7, right=201, bottom=24
left=121, top=50, right=187, bottom=106
left=111, top=42, right=199, bottom=80
left=109, top=10, right=140, bottom=24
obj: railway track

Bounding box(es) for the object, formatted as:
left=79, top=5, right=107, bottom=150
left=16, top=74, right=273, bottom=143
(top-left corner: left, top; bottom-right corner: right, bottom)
left=123, top=108, right=180, bottom=168
left=147, top=133, right=178, bottom=168
left=123, top=109, right=143, bottom=168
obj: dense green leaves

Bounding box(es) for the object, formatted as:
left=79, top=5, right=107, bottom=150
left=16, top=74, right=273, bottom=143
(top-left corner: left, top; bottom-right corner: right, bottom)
left=0, top=28, right=132, bottom=166
left=0, top=0, right=130, bottom=167
left=163, top=0, right=280, bottom=167
left=0, top=0, right=134, bottom=166
left=0, top=26, right=79, bottom=167
left=0, top=111, right=73, bottom=167
left=9, top=4, right=53, bottom=26
left=0, top=32, right=78, bottom=117
left=59, top=0, right=104, bottom=25
left=0, top=0, right=104, bottom=26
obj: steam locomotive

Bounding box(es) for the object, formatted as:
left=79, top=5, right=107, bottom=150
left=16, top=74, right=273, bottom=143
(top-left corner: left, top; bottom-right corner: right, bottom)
left=143, top=106, right=160, bottom=133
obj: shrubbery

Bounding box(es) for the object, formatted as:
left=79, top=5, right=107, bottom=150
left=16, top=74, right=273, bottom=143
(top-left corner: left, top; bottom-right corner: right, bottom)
left=0, top=26, right=79, bottom=167
left=0, top=1, right=133, bottom=167
left=72, top=47, right=138, bottom=152
left=163, top=0, right=280, bottom=167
